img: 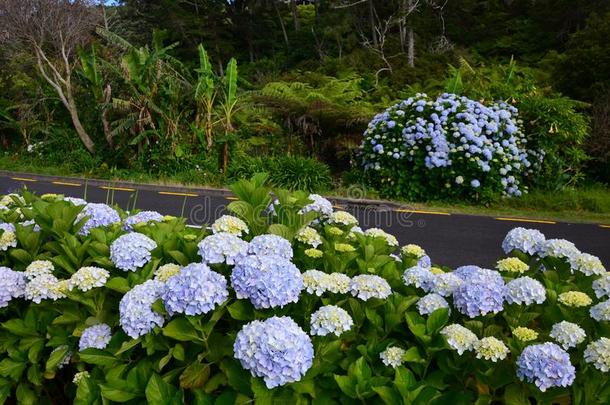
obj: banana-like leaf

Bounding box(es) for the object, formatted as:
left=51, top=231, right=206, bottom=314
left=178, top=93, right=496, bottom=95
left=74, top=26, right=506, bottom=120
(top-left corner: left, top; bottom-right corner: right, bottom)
left=225, top=58, right=238, bottom=107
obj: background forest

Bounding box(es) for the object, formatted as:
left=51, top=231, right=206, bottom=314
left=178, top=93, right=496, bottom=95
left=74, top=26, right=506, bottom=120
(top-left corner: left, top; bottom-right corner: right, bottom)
left=0, top=0, right=609, bottom=209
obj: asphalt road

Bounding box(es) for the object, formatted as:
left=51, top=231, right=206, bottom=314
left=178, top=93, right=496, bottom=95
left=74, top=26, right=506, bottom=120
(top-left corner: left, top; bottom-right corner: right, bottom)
left=1, top=171, right=609, bottom=269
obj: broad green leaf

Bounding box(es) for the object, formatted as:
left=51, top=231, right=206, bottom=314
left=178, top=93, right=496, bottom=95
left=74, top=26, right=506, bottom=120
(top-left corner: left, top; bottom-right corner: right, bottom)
left=0, top=358, right=26, bottom=380
left=179, top=363, right=210, bottom=389
left=79, top=349, right=120, bottom=367
left=163, top=318, right=202, bottom=342
left=145, top=373, right=179, bottom=405
left=426, top=308, right=449, bottom=335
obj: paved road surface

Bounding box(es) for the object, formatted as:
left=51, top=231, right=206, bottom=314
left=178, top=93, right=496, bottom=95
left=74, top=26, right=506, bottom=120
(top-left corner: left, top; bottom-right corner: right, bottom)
left=1, top=171, right=608, bottom=268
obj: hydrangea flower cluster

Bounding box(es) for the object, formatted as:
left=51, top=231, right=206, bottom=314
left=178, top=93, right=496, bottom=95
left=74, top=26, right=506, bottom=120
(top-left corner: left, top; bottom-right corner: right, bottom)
left=304, top=248, right=323, bottom=258
left=300, top=194, right=333, bottom=217
left=592, top=274, right=610, bottom=299
left=584, top=338, right=610, bottom=372
left=590, top=300, right=610, bottom=322
left=569, top=252, right=605, bottom=276
left=295, top=227, right=322, bottom=247
left=211, top=215, right=249, bottom=236
left=68, top=266, right=109, bottom=292
left=328, top=211, right=358, bottom=227
left=248, top=234, right=293, bottom=259
left=76, top=203, right=120, bottom=235
left=72, top=371, right=90, bottom=385
left=505, top=277, right=546, bottom=305
left=441, top=324, right=479, bottom=354
left=549, top=321, right=586, bottom=350
left=417, top=293, right=450, bottom=316
left=231, top=255, right=302, bottom=309
left=24, top=260, right=54, bottom=280
left=302, top=271, right=352, bottom=296
left=64, top=196, right=87, bottom=206
left=110, top=232, right=157, bottom=271
left=558, top=291, right=592, bottom=307
left=0, top=266, right=26, bottom=308
left=516, top=343, right=576, bottom=392
left=198, top=232, right=248, bottom=265
left=538, top=239, right=580, bottom=260
left=234, top=316, right=313, bottom=388
left=349, top=274, right=392, bottom=301
left=25, top=274, right=67, bottom=303
left=154, top=263, right=182, bottom=282
left=474, top=337, right=509, bottom=362
left=512, top=327, right=538, bottom=342
left=79, top=323, right=112, bottom=351
left=502, top=227, right=545, bottom=255
left=380, top=346, right=406, bottom=368
left=403, top=266, right=435, bottom=291
left=364, top=228, right=398, bottom=247
left=123, top=210, right=164, bottom=231
left=310, top=305, right=354, bottom=337
left=162, top=263, right=228, bottom=316
left=119, top=280, right=165, bottom=338
left=430, top=272, right=463, bottom=296
left=496, top=257, right=529, bottom=274
left=453, top=267, right=505, bottom=317
left=359, top=93, right=539, bottom=200
left=401, top=244, right=426, bottom=258
left=0, top=223, right=17, bottom=251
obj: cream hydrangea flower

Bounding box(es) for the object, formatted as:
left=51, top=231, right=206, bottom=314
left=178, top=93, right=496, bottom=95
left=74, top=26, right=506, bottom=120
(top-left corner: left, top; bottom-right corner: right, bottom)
left=512, top=327, right=538, bottom=342
left=154, top=263, right=182, bottom=282
left=296, top=227, right=322, bottom=247
left=497, top=257, right=529, bottom=274
left=558, top=291, right=592, bottom=307
left=211, top=215, right=249, bottom=236
left=328, top=211, right=358, bottom=226
left=364, top=228, right=398, bottom=247
left=401, top=244, right=426, bottom=258
left=304, top=248, right=323, bottom=258
left=474, top=337, right=509, bottom=362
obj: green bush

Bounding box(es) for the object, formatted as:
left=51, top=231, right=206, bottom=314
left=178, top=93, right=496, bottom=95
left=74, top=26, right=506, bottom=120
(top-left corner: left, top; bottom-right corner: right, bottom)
left=228, top=155, right=332, bottom=192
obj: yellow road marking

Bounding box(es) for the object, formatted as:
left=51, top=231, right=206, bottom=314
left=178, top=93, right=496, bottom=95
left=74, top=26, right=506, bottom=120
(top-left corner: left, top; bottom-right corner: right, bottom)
left=394, top=208, right=451, bottom=216
left=495, top=217, right=556, bottom=225
left=158, top=191, right=198, bottom=197
left=600, top=225, right=610, bottom=229
left=100, top=186, right=135, bottom=192
left=225, top=196, right=238, bottom=200
left=11, top=177, right=37, bottom=182
left=52, top=181, right=81, bottom=187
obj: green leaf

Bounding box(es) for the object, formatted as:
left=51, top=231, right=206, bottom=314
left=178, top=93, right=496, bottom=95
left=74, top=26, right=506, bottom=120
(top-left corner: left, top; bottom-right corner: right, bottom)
left=163, top=318, right=202, bottom=342
left=373, top=386, right=402, bottom=405
left=351, top=357, right=372, bottom=383
left=0, top=358, right=26, bottom=380
left=227, top=300, right=254, bottom=321
left=105, top=277, right=131, bottom=293
left=503, top=384, right=530, bottom=405
left=79, top=349, right=120, bottom=367
left=145, top=373, right=179, bottom=405
left=220, top=359, right=252, bottom=396
left=9, top=249, right=32, bottom=264
left=403, top=347, right=424, bottom=364
left=2, top=319, right=38, bottom=337
left=426, top=308, right=449, bottom=335
left=179, top=363, right=210, bottom=389
left=45, top=346, right=69, bottom=372
left=100, top=384, right=139, bottom=402
left=115, top=338, right=141, bottom=356
left=334, top=375, right=357, bottom=399
left=225, top=58, right=238, bottom=106
left=16, top=383, right=36, bottom=405
left=168, top=250, right=189, bottom=266
left=251, top=377, right=274, bottom=405
left=74, top=377, right=100, bottom=405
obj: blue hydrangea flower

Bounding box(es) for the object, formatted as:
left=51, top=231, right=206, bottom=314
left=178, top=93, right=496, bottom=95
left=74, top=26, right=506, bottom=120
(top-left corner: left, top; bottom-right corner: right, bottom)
left=537, top=239, right=580, bottom=260
left=418, top=255, right=432, bottom=269
left=310, top=305, right=353, bottom=337
left=123, top=210, right=163, bottom=231
left=502, top=227, right=546, bottom=255
left=417, top=293, right=450, bottom=316
left=549, top=321, right=586, bottom=350
left=79, top=324, right=112, bottom=351
left=453, top=267, right=505, bottom=317
left=590, top=299, right=610, bottom=322
left=516, top=343, right=575, bottom=392
left=470, top=179, right=481, bottom=188
left=198, top=232, right=248, bottom=265
left=505, top=276, right=546, bottom=305
left=231, top=255, right=302, bottom=309
left=349, top=274, right=392, bottom=300
left=592, top=274, right=610, bottom=299
left=569, top=252, right=606, bottom=276
left=64, top=196, right=87, bottom=206
left=453, top=265, right=485, bottom=280
left=76, top=203, right=121, bottom=235
left=248, top=234, right=293, bottom=259
left=234, top=316, right=313, bottom=388
left=0, top=266, right=26, bottom=308
left=584, top=337, right=610, bottom=372
left=403, top=266, right=435, bottom=291
left=110, top=232, right=157, bottom=272
left=119, top=280, right=165, bottom=338
left=162, top=263, right=228, bottom=316
left=300, top=194, right=333, bottom=217
left=430, top=272, right=463, bottom=296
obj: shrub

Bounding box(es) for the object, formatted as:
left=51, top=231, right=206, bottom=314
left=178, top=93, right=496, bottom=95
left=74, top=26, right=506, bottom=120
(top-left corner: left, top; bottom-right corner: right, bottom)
left=358, top=93, right=541, bottom=201
left=228, top=155, right=332, bottom=192
left=0, top=183, right=609, bottom=404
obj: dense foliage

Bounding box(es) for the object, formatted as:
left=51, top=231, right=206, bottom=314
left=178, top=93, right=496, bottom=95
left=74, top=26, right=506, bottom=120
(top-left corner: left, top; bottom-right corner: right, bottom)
left=0, top=178, right=609, bottom=403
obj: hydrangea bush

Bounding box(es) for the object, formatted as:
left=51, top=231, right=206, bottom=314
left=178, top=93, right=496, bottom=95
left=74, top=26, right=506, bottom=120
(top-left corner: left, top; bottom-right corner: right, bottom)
left=0, top=181, right=609, bottom=404
left=358, top=93, right=543, bottom=201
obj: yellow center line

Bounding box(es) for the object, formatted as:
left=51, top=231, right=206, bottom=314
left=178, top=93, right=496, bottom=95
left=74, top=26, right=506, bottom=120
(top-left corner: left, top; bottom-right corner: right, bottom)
left=600, top=224, right=610, bottom=229
left=225, top=197, right=238, bottom=200
left=11, top=177, right=37, bottom=182
left=52, top=181, right=81, bottom=187
left=495, top=217, right=556, bottom=225
left=100, top=186, right=135, bottom=192
left=394, top=208, right=451, bottom=216
left=158, top=191, right=198, bottom=197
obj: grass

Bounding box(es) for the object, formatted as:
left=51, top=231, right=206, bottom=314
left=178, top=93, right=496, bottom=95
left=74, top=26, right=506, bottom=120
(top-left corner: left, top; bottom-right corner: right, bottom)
left=2, top=152, right=610, bottom=224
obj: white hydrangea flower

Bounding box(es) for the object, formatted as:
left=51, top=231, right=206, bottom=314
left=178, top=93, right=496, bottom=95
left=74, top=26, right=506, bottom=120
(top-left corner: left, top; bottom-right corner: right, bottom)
left=326, top=273, right=351, bottom=294
left=211, top=215, right=249, bottom=236
left=68, top=266, right=110, bottom=292
left=302, top=270, right=329, bottom=296
left=0, top=224, right=17, bottom=251
left=154, top=263, right=182, bottom=282
left=593, top=274, right=610, bottom=299
left=296, top=227, right=322, bottom=248
left=569, top=253, right=605, bottom=276
left=584, top=338, right=610, bottom=372
left=474, top=337, right=509, bottom=362
left=25, top=274, right=67, bottom=303
left=441, top=324, right=479, bottom=355
left=549, top=321, right=586, bottom=350
left=380, top=346, right=405, bottom=368
left=401, top=244, right=426, bottom=258
left=25, top=260, right=54, bottom=280
left=364, top=228, right=398, bottom=247
left=310, top=305, right=353, bottom=337
left=328, top=211, right=358, bottom=226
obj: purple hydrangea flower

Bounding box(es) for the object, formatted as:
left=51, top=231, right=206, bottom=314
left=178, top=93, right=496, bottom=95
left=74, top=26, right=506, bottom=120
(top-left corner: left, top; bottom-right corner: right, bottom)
left=198, top=232, right=248, bottom=265
left=0, top=266, right=26, bottom=308
left=110, top=232, right=157, bottom=272
left=77, top=203, right=121, bottom=235
left=516, top=343, right=575, bottom=392
left=161, top=263, right=228, bottom=316
left=119, top=280, right=165, bottom=338
left=248, top=234, right=293, bottom=260
left=79, top=324, right=112, bottom=351
left=403, top=266, right=435, bottom=291
left=230, top=255, right=302, bottom=309
left=453, top=267, right=505, bottom=317
left=234, top=316, right=313, bottom=388
left=123, top=210, right=164, bottom=231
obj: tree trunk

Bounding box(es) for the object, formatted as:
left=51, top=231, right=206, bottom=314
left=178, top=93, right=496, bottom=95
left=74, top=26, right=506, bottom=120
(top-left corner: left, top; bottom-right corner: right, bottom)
left=222, top=142, right=229, bottom=173
left=67, top=93, right=96, bottom=154
left=407, top=26, right=415, bottom=67
left=206, top=107, right=213, bottom=150
left=102, top=84, right=113, bottom=148
left=291, top=0, right=300, bottom=31
left=274, top=0, right=290, bottom=48
left=369, top=0, right=377, bottom=47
